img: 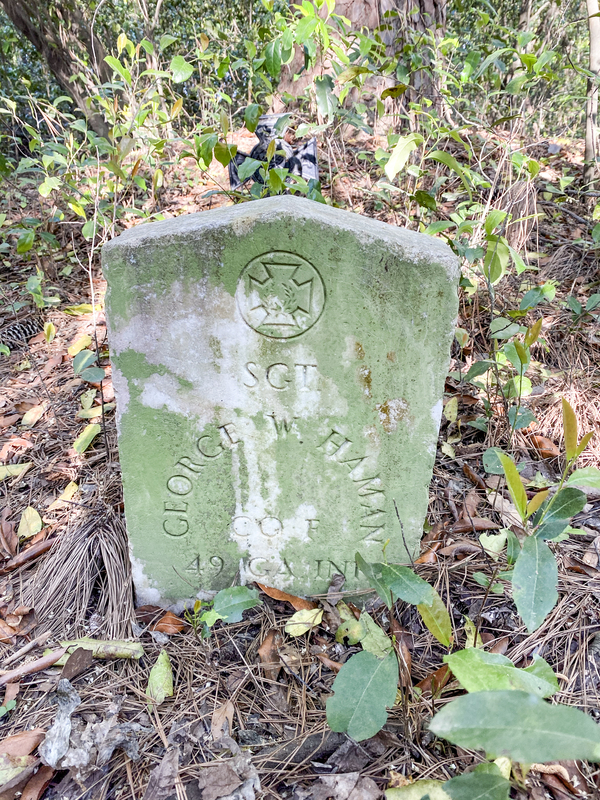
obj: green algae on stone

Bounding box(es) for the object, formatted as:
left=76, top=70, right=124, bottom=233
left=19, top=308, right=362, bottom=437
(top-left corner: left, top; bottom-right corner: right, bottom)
left=102, top=196, right=458, bottom=606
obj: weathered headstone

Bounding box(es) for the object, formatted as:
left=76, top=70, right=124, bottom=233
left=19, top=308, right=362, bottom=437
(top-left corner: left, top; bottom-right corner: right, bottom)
left=102, top=196, right=458, bottom=605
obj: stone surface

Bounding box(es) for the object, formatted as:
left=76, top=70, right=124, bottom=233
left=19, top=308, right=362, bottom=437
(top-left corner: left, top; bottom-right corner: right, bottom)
left=102, top=196, right=458, bottom=605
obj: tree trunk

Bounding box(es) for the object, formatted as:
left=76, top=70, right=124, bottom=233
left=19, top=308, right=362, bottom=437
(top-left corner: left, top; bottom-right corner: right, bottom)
left=585, top=0, right=600, bottom=194
left=0, top=0, right=111, bottom=138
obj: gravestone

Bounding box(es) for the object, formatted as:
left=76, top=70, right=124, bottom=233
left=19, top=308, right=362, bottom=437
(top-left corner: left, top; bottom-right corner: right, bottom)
left=102, top=196, right=458, bottom=606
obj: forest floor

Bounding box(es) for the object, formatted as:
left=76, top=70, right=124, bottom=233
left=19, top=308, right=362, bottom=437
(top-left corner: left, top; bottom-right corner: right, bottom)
left=0, top=127, right=599, bottom=800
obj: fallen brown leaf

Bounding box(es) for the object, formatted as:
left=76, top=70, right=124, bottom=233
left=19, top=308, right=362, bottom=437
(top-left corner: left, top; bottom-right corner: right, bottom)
left=3, top=681, right=19, bottom=707
left=0, top=540, right=55, bottom=576
left=257, top=629, right=283, bottom=681
left=211, top=700, right=234, bottom=740
left=142, top=746, right=179, bottom=800
left=416, top=664, right=451, bottom=695
left=462, top=488, right=480, bottom=519
left=0, top=729, right=45, bottom=757
left=151, top=611, right=185, bottom=635
left=21, top=765, right=54, bottom=800
left=450, top=517, right=501, bottom=534
left=197, top=761, right=242, bottom=800
left=135, top=605, right=164, bottom=625
left=463, top=463, right=487, bottom=490
left=529, top=434, right=560, bottom=459
left=0, top=415, right=20, bottom=429
left=489, top=636, right=510, bottom=655
left=14, top=401, right=38, bottom=414
left=0, top=619, right=17, bottom=644
left=315, top=653, right=343, bottom=673
left=564, top=556, right=598, bottom=577
left=256, top=583, right=317, bottom=611
left=415, top=549, right=438, bottom=564
left=41, top=354, right=64, bottom=378
left=61, top=647, right=94, bottom=681
left=0, top=511, right=17, bottom=559
left=393, top=628, right=412, bottom=687
left=439, top=541, right=481, bottom=558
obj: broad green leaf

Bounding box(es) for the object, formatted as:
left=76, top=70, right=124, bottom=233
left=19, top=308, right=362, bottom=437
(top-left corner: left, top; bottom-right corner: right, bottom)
left=385, top=133, right=423, bottom=181
left=484, top=210, right=507, bottom=236
left=479, top=531, right=507, bottom=561
left=508, top=406, right=537, bottom=431
left=562, top=398, right=578, bottom=461
left=314, top=75, right=337, bottom=121
left=505, top=529, right=521, bottom=564
left=213, top=142, right=237, bottom=167
left=418, top=590, right=452, bottom=647
left=524, top=317, right=543, bottom=346
left=212, top=586, right=260, bottom=623
left=104, top=55, right=132, bottom=86
left=73, top=423, right=101, bottom=454
left=356, top=553, right=392, bottom=607
left=443, top=648, right=557, bottom=697
left=360, top=613, right=393, bottom=658
left=381, top=564, right=435, bottom=606
left=444, top=771, right=510, bottom=800
left=237, top=157, right=262, bottom=182
left=386, top=781, right=449, bottom=800
left=159, top=34, right=178, bottom=51
left=17, top=506, right=42, bottom=540
left=285, top=608, right=323, bottom=636
left=512, top=537, right=557, bottom=632
left=503, top=375, right=532, bottom=399
left=429, top=690, right=600, bottom=763
left=265, top=39, right=282, bottom=79
left=465, top=360, right=493, bottom=382
left=336, top=615, right=365, bottom=644
left=146, top=649, right=173, bottom=709
left=576, top=431, right=594, bottom=457
left=73, top=350, right=96, bottom=374
left=170, top=55, right=194, bottom=83
left=17, top=229, right=34, bottom=253
left=489, top=318, right=521, bottom=339
left=499, top=454, right=527, bottom=521
left=327, top=650, right=398, bottom=741
left=426, top=150, right=472, bottom=199
left=244, top=103, right=260, bottom=133
left=295, top=15, right=318, bottom=44
left=543, top=487, right=587, bottom=520
left=483, top=239, right=510, bottom=284
left=80, top=367, right=106, bottom=383
left=337, top=65, right=372, bottom=84
left=566, top=467, right=600, bottom=489
left=475, top=47, right=514, bottom=78
left=0, top=463, right=32, bottom=481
